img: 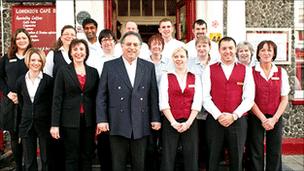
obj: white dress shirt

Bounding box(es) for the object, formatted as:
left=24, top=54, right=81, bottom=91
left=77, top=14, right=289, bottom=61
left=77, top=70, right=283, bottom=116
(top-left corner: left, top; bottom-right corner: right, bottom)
left=254, top=62, right=290, bottom=96
left=43, top=47, right=71, bottom=77
left=202, top=59, right=255, bottom=119
left=25, top=71, right=43, bottom=103
left=186, top=39, right=219, bottom=64
left=159, top=70, right=202, bottom=112
left=85, top=39, right=105, bottom=75
left=122, top=57, right=137, bottom=87
left=86, top=49, right=118, bottom=76
left=162, top=38, right=185, bottom=59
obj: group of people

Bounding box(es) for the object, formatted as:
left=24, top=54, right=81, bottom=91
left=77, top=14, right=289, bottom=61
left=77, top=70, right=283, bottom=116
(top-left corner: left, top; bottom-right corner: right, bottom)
left=0, top=17, right=289, bottom=171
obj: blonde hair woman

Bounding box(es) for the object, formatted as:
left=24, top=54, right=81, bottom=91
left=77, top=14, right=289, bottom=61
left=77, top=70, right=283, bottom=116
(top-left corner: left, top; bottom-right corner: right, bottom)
left=16, top=48, right=53, bottom=171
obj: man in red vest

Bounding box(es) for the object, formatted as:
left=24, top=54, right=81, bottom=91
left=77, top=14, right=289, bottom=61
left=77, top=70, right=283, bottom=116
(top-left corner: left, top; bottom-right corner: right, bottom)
left=202, top=37, right=255, bottom=171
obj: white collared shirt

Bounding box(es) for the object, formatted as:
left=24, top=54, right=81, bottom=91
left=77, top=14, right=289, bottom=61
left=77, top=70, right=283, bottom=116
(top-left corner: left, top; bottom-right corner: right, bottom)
left=43, top=47, right=71, bottom=77
left=254, top=62, right=290, bottom=96
left=202, top=60, right=255, bottom=119
left=25, top=71, right=43, bottom=103
left=159, top=70, right=202, bottom=112
left=162, top=38, right=185, bottom=59
left=122, top=57, right=137, bottom=87
left=86, top=49, right=117, bottom=76
left=85, top=40, right=104, bottom=75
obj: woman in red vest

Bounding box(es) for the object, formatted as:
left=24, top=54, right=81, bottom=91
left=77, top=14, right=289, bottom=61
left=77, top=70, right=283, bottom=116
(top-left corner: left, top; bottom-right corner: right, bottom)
left=159, top=47, right=202, bottom=171
left=249, top=40, right=290, bottom=171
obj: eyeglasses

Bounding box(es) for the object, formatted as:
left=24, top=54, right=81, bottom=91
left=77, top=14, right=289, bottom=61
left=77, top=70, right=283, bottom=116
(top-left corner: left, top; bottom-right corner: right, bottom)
left=101, top=38, right=114, bottom=42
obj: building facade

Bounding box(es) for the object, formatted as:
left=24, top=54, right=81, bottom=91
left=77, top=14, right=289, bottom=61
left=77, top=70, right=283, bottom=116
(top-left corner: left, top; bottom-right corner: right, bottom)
left=0, top=0, right=303, bottom=138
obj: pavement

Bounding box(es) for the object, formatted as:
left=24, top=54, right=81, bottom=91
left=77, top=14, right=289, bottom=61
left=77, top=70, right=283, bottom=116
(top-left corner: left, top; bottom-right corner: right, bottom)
left=282, top=155, right=304, bottom=171
left=0, top=152, right=303, bottom=171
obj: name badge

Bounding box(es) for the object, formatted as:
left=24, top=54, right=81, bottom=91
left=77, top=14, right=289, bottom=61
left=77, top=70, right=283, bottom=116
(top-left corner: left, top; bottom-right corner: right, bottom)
left=9, top=59, right=17, bottom=62
left=188, top=84, right=195, bottom=88
left=271, top=77, right=280, bottom=80
left=237, top=82, right=244, bottom=86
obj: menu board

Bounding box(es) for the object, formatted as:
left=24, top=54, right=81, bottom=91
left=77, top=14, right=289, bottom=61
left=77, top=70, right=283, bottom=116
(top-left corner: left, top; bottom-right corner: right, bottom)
left=12, top=5, right=56, bottom=53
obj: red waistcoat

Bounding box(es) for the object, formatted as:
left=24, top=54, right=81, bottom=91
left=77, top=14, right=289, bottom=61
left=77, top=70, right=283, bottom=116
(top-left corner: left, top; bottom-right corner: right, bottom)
left=168, top=72, right=195, bottom=120
left=210, top=63, right=245, bottom=114
left=253, top=67, right=281, bottom=115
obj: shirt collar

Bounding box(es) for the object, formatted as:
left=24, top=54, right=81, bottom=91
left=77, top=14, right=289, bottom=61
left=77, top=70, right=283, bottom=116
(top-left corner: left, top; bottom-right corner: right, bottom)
left=25, top=71, right=43, bottom=80
left=218, top=58, right=238, bottom=67
left=254, top=62, right=278, bottom=72
left=167, top=68, right=195, bottom=75
left=15, top=53, right=24, bottom=60
left=122, top=56, right=137, bottom=66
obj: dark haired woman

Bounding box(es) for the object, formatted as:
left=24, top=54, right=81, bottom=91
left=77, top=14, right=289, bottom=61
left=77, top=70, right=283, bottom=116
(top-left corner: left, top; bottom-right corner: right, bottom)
left=50, top=39, right=99, bottom=171
left=0, top=28, right=33, bottom=171
left=249, top=40, right=290, bottom=171
left=43, top=25, right=76, bottom=171
left=44, top=25, right=76, bottom=77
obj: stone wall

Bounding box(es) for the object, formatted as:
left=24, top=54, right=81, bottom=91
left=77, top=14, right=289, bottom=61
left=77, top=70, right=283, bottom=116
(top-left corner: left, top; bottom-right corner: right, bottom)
left=1, top=2, right=52, bottom=55
left=246, top=0, right=304, bottom=138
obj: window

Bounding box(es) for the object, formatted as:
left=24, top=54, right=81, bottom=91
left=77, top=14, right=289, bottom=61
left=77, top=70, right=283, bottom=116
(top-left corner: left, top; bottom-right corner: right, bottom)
left=116, top=0, right=176, bottom=17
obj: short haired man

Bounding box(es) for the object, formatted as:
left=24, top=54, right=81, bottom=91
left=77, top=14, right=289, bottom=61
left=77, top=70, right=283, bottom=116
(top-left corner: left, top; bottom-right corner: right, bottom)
left=96, top=32, right=161, bottom=171
left=114, top=21, right=150, bottom=60
left=202, top=37, right=255, bottom=171
left=158, top=18, right=185, bottom=60
left=82, top=18, right=103, bottom=74
left=186, top=19, right=219, bottom=63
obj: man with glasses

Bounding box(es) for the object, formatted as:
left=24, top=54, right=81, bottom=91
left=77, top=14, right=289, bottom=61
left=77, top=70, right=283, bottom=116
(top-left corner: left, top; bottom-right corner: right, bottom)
left=96, top=32, right=161, bottom=171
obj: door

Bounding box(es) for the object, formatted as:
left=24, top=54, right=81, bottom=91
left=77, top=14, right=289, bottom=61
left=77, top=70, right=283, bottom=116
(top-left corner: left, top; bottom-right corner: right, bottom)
left=176, top=0, right=196, bottom=42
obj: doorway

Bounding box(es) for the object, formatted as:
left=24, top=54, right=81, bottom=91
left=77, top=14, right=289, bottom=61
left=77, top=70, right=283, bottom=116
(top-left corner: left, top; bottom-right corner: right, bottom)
left=104, top=0, right=196, bottom=43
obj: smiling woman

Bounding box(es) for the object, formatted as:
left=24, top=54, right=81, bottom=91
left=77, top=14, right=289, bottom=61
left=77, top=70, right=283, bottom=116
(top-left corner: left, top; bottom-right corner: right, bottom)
left=15, top=48, right=53, bottom=171
left=0, top=28, right=33, bottom=171
left=50, top=38, right=99, bottom=171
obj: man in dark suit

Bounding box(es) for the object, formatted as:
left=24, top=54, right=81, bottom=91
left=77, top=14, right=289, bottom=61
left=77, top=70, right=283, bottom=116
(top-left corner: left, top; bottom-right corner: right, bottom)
left=96, top=31, right=161, bottom=171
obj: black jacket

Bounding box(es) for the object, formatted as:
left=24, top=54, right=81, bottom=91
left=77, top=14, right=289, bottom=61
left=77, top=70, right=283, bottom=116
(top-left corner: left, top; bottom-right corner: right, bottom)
left=52, top=63, right=99, bottom=128
left=16, top=73, right=53, bottom=137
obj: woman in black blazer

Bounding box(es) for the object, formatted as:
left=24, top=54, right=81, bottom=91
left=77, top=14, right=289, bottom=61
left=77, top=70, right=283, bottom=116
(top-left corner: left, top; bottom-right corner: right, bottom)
left=0, top=28, right=33, bottom=171
left=43, top=25, right=76, bottom=171
left=16, top=48, right=53, bottom=171
left=50, top=39, right=99, bottom=171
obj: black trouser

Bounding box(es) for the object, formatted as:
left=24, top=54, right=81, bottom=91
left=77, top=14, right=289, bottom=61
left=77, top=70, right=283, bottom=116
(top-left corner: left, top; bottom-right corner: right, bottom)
left=61, top=117, right=95, bottom=171
left=206, top=115, right=247, bottom=171
left=145, top=129, right=161, bottom=171
left=197, top=119, right=207, bottom=169
left=248, top=114, right=283, bottom=171
left=10, top=130, right=23, bottom=171
left=22, top=126, right=49, bottom=171
left=109, top=135, right=148, bottom=171
left=160, top=118, right=198, bottom=171
left=48, top=138, right=65, bottom=171
left=96, top=133, right=112, bottom=171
